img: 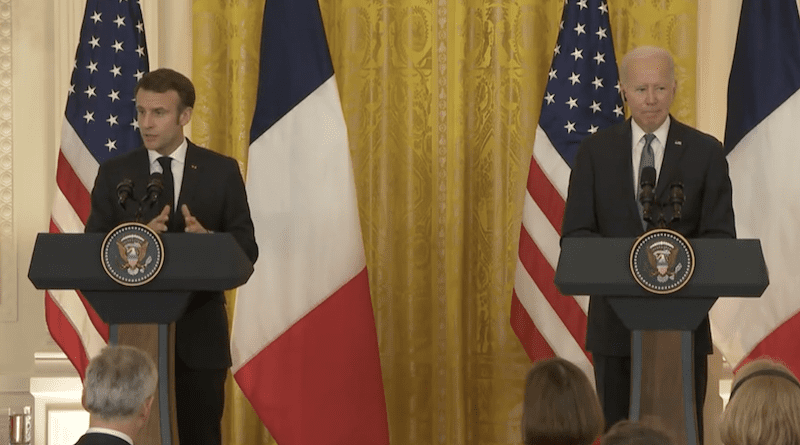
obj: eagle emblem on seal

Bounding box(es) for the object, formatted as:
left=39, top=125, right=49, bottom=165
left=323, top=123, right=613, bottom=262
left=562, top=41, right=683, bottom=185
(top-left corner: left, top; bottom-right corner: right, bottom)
left=116, top=234, right=153, bottom=275
left=647, top=240, right=683, bottom=283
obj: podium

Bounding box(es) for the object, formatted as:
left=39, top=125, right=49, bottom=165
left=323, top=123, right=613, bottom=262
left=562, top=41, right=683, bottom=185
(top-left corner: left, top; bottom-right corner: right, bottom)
left=28, top=232, right=255, bottom=445
left=555, top=237, right=768, bottom=445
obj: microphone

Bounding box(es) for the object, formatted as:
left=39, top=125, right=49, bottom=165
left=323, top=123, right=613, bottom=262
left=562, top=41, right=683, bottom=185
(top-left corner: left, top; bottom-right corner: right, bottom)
left=134, top=173, right=165, bottom=223
left=146, top=173, right=164, bottom=204
left=116, top=179, right=134, bottom=208
left=669, top=182, right=684, bottom=223
left=639, top=166, right=657, bottom=225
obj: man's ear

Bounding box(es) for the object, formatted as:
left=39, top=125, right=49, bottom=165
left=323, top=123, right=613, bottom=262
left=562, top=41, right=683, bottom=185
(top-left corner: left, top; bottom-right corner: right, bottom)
left=81, top=391, right=88, bottom=411
left=179, top=106, right=193, bottom=127
left=620, top=90, right=627, bottom=102
left=141, top=395, right=155, bottom=420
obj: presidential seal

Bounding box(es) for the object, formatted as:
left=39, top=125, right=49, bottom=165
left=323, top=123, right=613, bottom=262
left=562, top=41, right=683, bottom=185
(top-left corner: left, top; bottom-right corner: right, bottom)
left=630, top=229, right=695, bottom=294
left=101, top=222, right=164, bottom=286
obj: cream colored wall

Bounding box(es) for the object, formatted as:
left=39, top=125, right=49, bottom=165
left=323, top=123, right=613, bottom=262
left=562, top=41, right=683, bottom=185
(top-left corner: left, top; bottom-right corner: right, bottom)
left=5, top=0, right=192, bottom=443
left=697, top=0, right=742, bottom=140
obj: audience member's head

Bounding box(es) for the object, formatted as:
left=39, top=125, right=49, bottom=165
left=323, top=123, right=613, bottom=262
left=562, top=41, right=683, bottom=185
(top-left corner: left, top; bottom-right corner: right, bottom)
left=600, top=420, right=672, bottom=445
left=521, top=357, right=604, bottom=445
left=719, top=358, right=800, bottom=445
left=82, top=345, right=158, bottom=433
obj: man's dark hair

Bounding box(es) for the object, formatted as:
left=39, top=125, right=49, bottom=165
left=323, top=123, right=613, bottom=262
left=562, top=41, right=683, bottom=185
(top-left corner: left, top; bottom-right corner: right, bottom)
left=134, top=68, right=195, bottom=110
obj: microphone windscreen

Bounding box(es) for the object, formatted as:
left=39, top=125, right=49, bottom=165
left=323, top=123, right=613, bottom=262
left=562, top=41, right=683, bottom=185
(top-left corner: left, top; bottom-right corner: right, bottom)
left=641, top=166, right=656, bottom=186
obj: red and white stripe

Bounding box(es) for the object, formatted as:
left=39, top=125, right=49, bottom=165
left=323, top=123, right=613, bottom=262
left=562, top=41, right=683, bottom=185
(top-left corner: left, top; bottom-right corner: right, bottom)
left=46, top=119, right=108, bottom=379
left=511, top=125, right=594, bottom=382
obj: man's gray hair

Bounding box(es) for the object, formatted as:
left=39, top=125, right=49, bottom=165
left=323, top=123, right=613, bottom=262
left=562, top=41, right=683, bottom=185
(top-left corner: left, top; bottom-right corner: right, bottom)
left=619, top=46, right=675, bottom=87
left=83, top=345, right=158, bottom=420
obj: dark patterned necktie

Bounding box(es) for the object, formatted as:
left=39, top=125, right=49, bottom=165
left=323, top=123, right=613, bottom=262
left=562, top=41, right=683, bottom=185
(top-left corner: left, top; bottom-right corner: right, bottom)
left=637, top=133, right=655, bottom=229
left=157, top=156, right=174, bottom=217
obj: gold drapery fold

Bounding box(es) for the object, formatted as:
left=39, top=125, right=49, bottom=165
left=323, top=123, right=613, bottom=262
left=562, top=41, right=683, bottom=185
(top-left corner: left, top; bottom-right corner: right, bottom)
left=191, top=1, right=697, bottom=444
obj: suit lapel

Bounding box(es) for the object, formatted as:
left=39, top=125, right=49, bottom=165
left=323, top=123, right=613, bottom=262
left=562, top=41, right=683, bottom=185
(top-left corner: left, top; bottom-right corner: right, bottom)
left=618, top=120, right=641, bottom=224
left=129, top=148, right=153, bottom=220
left=176, top=141, right=202, bottom=228
left=655, top=118, right=687, bottom=201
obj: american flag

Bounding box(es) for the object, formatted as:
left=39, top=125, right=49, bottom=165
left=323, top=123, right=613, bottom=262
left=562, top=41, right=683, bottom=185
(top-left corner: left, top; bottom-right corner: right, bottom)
left=46, top=0, right=149, bottom=378
left=510, top=0, right=622, bottom=379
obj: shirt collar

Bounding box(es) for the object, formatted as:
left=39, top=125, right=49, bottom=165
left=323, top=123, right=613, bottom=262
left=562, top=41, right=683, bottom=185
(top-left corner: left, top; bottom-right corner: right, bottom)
left=86, top=427, right=133, bottom=445
left=147, top=138, right=188, bottom=166
left=631, top=115, right=670, bottom=147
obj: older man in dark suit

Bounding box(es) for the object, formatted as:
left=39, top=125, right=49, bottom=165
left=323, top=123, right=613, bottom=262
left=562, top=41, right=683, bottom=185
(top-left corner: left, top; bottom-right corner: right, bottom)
left=561, top=46, right=736, bottom=434
left=75, top=345, right=157, bottom=445
left=85, top=68, right=258, bottom=445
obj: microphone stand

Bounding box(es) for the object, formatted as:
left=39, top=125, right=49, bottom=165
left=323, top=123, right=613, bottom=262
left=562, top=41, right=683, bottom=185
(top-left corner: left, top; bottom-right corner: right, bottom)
left=669, top=182, right=684, bottom=226
left=135, top=174, right=164, bottom=223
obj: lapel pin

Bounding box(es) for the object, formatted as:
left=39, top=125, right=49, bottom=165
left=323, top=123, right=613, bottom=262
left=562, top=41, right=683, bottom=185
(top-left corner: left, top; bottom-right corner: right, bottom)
left=191, top=164, right=198, bottom=169
left=675, top=140, right=682, bottom=146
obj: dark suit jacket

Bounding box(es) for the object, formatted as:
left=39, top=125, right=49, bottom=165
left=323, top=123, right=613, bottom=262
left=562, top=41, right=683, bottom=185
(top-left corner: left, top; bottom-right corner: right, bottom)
left=74, top=432, right=131, bottom=445
left=85, top=140, right=259, bottom=369
left=561, top=118, right=735, bottom=356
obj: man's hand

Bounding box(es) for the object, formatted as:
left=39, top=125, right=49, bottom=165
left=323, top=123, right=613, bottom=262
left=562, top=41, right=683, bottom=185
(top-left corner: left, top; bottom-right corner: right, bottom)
left=182, top=204, right=211, bottom=233
left=147, top=205, right=170, bottom=233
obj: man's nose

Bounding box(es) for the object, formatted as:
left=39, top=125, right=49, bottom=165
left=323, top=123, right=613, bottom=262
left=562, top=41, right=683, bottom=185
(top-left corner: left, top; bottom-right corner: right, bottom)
left=645, top=88, right=656, bottom=103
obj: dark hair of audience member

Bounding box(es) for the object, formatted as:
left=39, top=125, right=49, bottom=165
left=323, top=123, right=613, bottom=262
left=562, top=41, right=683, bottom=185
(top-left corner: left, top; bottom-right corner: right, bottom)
left=719, top=358, right=800, bottom=445
left=600, top=420, right=671, bottom=445
left=522, top=357, right=605, bottom=445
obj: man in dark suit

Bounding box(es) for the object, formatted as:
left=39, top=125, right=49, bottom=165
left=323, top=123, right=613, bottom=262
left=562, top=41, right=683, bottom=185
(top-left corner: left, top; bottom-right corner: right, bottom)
left=75, top=345, right=157, bottom=445
left=561, top=46, right=735, bottom=433
left=85, top=68, right=258, bottom=445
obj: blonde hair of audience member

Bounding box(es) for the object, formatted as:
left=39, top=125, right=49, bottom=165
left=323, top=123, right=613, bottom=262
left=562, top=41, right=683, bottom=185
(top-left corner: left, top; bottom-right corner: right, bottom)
left=600, top=420, right=672, bottom=445
left=719, top=358, right=800, bottom=445
left=522, top=357, right=605, bottom=445
left=82, top=345, right=158, bottom=435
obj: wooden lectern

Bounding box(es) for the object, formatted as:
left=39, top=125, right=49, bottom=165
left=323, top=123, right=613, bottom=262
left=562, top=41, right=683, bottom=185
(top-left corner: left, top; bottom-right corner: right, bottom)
left=28, top=232, right=254, bottom=445
left=555, top=237, right=768, bottom=445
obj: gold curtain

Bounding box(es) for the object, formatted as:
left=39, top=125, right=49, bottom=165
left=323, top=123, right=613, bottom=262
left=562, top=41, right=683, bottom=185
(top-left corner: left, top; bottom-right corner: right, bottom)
left=190, top=1, right=698, bottom=444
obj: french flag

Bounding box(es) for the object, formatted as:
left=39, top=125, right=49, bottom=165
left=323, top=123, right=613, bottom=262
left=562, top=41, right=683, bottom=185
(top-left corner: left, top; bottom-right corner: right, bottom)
left=710, top=0, right=800, bottom=375
left=229, top=0, right=389, bottom=443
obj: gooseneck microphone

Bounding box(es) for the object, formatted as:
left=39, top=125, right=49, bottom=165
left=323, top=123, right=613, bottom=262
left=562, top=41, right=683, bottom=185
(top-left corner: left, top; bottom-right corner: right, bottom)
left=135, top=173, right=165, bottom=223
left=639, top=166, right=657, bottom=225
left=116, top=179, right=134, bottom=208
left=146, top=173, right=164, bottom=204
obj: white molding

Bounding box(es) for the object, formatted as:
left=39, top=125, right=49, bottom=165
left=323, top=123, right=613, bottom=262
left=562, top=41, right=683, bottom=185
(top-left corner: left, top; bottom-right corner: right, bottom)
left=0, top=0, right=14, bottom=322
